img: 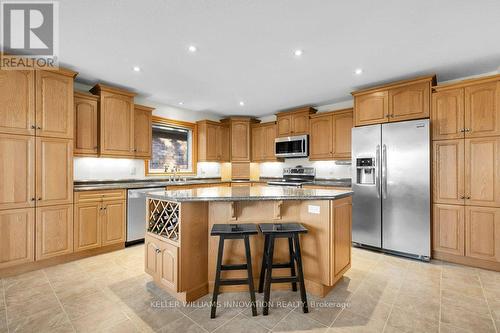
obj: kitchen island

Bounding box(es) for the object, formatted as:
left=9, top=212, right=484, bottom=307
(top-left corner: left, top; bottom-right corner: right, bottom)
left=144, top=186, right=353, bottom=302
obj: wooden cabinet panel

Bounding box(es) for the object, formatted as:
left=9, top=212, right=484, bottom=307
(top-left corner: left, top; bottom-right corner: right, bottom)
left=277, top=109, right=315, bottom=137
left=231, top=162, right=250, bottom=180
left=389, top=81, right=430, bottom=121
left=35, top=71, right=74, bottom=139
left=74, top=202, right=101, bottom=252
left=264, top=124, right=277, bottom=160
left=432, top=140, right=465, bottom=205
left=431, top=88, right=465, bottom=140
left=145, top=235, right=160, bottom=276
left=35, top=204, right=73, bottom=260
left=465, top=137, right=500, bottom=207
left=219, top=125, right=230, bottom=162
left=36, top=137, right=73, bottom=206
left=292, top=113, right=310, bottom=135
left=433, top=204, right=465, bottom=256
left=75, top=189, right=126, bottom=203
left=277, top=114, right=292, bottom=136
left=333, top=110, right=353, bottom=159
left=310, top=115, right=333, bottom=160
left=332, top=197, right=352, bottom=279
left=0, top=134, right=35, bottom=210
left=251, top=125, right=264, bottom=161
left=198, top=121, right=226, bottom=162
left=465, top=81, right=500, bottom=138
left=101, top=200, right=126, bottom=246
left=94, top=86, right=135, bottom=157
left=230, top=120, right=251, bottom=161
left=465, top=206, right=500, bottom=262
left=354, top=91, right=388, bottom=126
left=0, top=208, right=34, bottom=269
left=0, top=70, right=35, bottom=135
left=159, top=241, right=179, bottom=292
left=252, top=123, right=276, bottom=161
left=134, top=105, right=153, bottom=159
left=74, top=92, right=98, bottom=156
left=206, top=123, right=219, bottom=160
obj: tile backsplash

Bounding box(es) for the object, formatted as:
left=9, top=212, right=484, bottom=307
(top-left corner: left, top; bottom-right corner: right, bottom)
left=259, top=158, right=352, bottom=179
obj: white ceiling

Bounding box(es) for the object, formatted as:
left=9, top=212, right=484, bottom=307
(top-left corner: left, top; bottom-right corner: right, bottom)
left=59, top=0, right=500, bottom=117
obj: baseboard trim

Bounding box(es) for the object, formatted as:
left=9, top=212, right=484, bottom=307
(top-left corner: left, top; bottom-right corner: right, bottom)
left=432, top=251, right=500, bottom=272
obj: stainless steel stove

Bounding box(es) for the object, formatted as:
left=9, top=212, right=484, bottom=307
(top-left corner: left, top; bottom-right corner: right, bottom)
left=267, top=166, right=315, bottom=187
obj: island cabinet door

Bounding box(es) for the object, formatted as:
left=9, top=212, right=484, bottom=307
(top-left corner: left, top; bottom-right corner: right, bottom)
left=158, top=241, right=179, bottom=292
left=145, top=235, right=160, bottom=277
left=330, top=197, right=352, bottom=283
left=101, top=200, right=126, bottom=246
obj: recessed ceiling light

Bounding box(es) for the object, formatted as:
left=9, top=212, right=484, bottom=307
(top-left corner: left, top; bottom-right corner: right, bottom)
left=354, top=68, right=363, bottom=75
left=132, top=66, right=141, bottom=72
left=294, top=49, right=303, bottom=57
left=178, top=102, right=184, bottom=106
left=188, top=45, right=197, bottom=52
left=239, top=101, right=245, bottom=106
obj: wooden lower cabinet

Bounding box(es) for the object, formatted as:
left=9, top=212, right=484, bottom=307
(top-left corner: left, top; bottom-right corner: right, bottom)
left=331, top=197, right=352, bottom=280
left=101, top=200, right=126, bottom=246
left=145, top=234, right=179, bottom=292
left=0, top=208, right=35, bottom=269
left=465, top=206, right=500, bottom=262
left=74, top=202, right=101, bottom=251
left=433, top=204, right=465, bottom=256
left=36, top=204, right=73, bottom=260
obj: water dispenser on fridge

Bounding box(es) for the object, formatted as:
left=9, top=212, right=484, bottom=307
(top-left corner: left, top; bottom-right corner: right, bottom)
left=356, top=158, right=376, bottom=185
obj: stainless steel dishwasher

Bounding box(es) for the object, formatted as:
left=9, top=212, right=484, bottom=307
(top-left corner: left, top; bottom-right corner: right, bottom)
left=127, top=187, right=165, bottom=245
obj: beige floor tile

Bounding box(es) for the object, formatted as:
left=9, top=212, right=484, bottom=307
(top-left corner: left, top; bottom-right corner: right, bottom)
left=6, top=292, right=61, bottom=325
left=8, top=304, right=70, bottom=333
left=439, top=322, right=474, bottom=333
left=187, top=302, right=240, bottom=332
left=62, top=290, right=117, bottom=321
left=291, top=294, right=344, bottom=326
left=441, top=289, right=491, bottom=316
left=385, top=307, right=439, bottom=333
left=347, top=289, right=392, bottom=322
left=330, top=309, right=385, bottom=333
left=70, top=306, right=130, bottom=333
left=214, top=313, right=268, bottom=333
left=272, top=311, right=328, bottom=332
left=157, top=315, right=206, bottom=333
left=440, top=303, right=496, bottom=333
left=392, top=292, right=440, bottom=322
left=441, top=279, right=485, bottom=299
left=134, top=305, right=184, bottom=331
left=3, top=270, right=49, bottom=294
left=4, top=282, right=54, bottom=307
left=354, top=279, right=399, bottom=305
left=0, top=308, right=7, bottom=333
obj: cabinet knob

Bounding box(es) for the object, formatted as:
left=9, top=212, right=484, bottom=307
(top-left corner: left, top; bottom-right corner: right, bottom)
left=155, top=248, right=161, bottom=254
left=464, top=128, right=470, bottom=132
left=466, top=196, right=471, bottom=199
left=37, top=126, right=41, bottom=130
left=31, top=125, right=36, bottom=129
left=37, top=197, right=42, bottom=201
left=31, top=197, right=36, bottom=201
left=460, top=195, right=465, bottom=199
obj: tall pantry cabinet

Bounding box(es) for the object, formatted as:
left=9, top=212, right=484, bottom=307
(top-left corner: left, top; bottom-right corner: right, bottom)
left=431, top=74, right=500, bottom=270
left=0, top=68, right=77, bottom=268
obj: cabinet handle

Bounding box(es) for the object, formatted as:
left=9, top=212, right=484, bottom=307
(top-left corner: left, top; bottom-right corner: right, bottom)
left=466, top=196, right=471, bottom=199
left=37, top=197, right=42, bottom=201
left=155, top=248, right=161, bottom=254
left=31, top=197, right=36, bottom=201
left=31, top=125, right=36, bottom=129
left=37, top=126, right=41, bottom=130
left=460, top=195, right=465, bottom=199
left=464, top=128, right=470, bottom=132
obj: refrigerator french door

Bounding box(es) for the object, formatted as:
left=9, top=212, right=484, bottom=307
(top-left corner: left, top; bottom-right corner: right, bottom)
left=352, top=119, right=430, bottom=260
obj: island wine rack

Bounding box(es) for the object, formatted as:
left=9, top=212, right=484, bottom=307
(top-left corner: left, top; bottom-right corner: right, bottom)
left=147, top=199, right=180, bottom=243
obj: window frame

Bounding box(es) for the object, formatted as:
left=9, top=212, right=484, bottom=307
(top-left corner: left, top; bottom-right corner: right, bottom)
left=144, top=116, right=198, bottom=176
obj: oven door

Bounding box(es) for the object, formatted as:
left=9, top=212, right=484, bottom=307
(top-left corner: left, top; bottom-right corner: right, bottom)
left=275, top=135, right=308, bottom=158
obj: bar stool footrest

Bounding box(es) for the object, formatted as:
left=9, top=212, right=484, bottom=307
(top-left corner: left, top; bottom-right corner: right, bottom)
left=270, top=262, right=293, bottom=269
left=219, top=278, right=250, bottom=286
left=221, top=264, right=247, bottom=271
left=271, top=276, right=298, bottom=284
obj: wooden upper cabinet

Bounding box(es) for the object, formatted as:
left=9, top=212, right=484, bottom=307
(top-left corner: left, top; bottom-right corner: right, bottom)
left=101, top=200, right=126, bottom=246
left=431, top=88, right=465, bottom=140
left=35, top=137, right=73, bottom=207
left=465, top=206, right=500, bottom=262
left=197, top=121, right=221, bottom=162
left=353, top=91, right=388, bottom=126
left=35, top=70, right=76, bottom=139
left=389, top=81, right=430, bottom=121
left=230, top=120, right=251, bottom=161
left=465, top=81, right=500, bottom=138
left=90, top=84, right=136, bottom=157
left=333, top=110, right=353, bottom=159
left=251, top=125, right=264, bottom=161
left=251, top=122, right=276, bottom=162
left=0, top=208, right=35, bottom=269
left=465, top=137, right=500, bottom=207
left=218, top=125, right=230, bottom=162
left=310, top=114, right=333, bottom=160
left=264, top=123, right=277, bottom=160
left=74, top=92, right=98, bottom=156
left=134, top=104, right=154, bottom=159
left=0, top=134, right=35, bottom=210
left=35, top=204, right=73, bottom=260
left=432, top=140, right=465, bottom=205
left=0, top=70, right=35, bottom=135
left=276, top=107, right=316, bottom=137
left=433, top=204, right=465, bottom=256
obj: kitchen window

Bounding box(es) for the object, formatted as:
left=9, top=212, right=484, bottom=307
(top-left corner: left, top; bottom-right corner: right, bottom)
left=146, top=117, right=197, bottom=175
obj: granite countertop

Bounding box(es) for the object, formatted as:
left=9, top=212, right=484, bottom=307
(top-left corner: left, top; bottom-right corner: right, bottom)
left=146, top=186, right=353, bottom=202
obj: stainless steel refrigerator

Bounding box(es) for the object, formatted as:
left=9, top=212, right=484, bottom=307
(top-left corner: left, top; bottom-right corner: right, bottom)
left=351, top=119, right=430, bottom=260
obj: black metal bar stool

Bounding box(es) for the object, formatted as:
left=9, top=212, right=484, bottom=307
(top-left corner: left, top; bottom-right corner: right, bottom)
left=210, top=223, right=258, bottom=319
left=258, top=223, right=308, bottom=315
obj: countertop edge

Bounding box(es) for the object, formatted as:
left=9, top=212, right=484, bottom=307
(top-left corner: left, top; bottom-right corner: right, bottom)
left=146, top=191, right=353, bottom=202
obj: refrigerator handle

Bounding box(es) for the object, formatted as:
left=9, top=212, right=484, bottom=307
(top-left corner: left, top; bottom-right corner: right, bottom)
left=376, top=144, right=381, bottom=198
left=382, top=144, right=387, bottom=199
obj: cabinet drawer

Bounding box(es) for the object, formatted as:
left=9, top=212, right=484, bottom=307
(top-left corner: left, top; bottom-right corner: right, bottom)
left=75, top=189, right=126, bottom=203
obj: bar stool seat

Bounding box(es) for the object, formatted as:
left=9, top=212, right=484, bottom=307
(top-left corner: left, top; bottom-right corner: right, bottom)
left=210, top=223, right=258, bottom=318
left=258, top=223, right=308, bottom=315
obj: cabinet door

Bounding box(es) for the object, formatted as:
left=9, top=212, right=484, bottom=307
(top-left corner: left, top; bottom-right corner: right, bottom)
left=101, top=200, right=126, bottom=246
left=74, top=95, right=98, bottom=156
left=333, top=111, right=353, bottom=159
left=465, top=206, right=500, bottom=262
left=309, top=115, right=333, bottom=160
left=0, top=134, right=35, bottom=210
left=431, top=89, right=465, bottom=140
left=292, top=113, right=310, bottom=135
left=159, top=241, right=179, bottom=292
left=36, top=137, right=73, bottom=206
left=100, top=92, right=134, bottom=157
left=0, top=70, right=35, bottom=135
left=35, top=71, right=73, bottom=139
left=264, top=124, right=277, bottom=160
left=354, top=91, right=389, bottom=126
left=332, top=197, right=352, bottom=279
left=465, top=137, right=500, bottom=207
left=432, top=140, right=465, bottom=205
left=251, top=126, right=263, bottom=161
left=0, top=208, right=35, bottom=269
left=219, top=125, right=230, bottom=162
left=74, top=202, right=101, bottom=252
left=465, top=81, right=500, bottom=138
left=134, top=107, right=152, bottom=158
left=389, top=82, right=430, bottom=122
left=145, top=235, right=160, bottom=277
left=206, top=123, right=219, bottom=161
left=231, top=121, right=250, bottom=161
left=432, top=204, right=465, bottom=256
left=277, top=115, right=292, bottom=136
left=35, top=204, right=73, bottom=260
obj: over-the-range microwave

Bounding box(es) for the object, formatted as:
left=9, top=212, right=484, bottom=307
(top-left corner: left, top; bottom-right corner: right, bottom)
left=275, top=134, right=308, bottom=158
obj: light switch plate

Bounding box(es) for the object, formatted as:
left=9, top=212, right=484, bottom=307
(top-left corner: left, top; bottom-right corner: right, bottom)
left=308, top=205, right=320, bottom=214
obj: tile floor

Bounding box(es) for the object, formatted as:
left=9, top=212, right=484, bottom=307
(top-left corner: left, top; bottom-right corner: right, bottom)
left=1, top=245, right=499, bottom=333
